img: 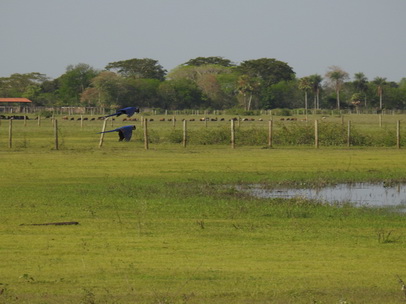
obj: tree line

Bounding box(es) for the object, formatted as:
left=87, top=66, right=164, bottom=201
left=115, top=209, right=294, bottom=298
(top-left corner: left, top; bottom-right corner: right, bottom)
left=1, top=57, right=405, bottom=112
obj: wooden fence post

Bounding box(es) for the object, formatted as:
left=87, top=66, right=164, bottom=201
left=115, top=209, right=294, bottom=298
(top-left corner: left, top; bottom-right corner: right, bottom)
left=231, top=119, right=235, bottom=149
left=183, top=119, right=187, bottom=148
left=144, top=118, right=149, bottom=150
left=347, top=120, right=351, bottom=147
left=81, top=115, right=84, bottom=128
left=268, top=120, right=273, bottom=148
left=8, top=119, right=12, bottom=149
left=38, top=115, right=41, bottom=126
left=98, top=118, right=108, bottom=148
left=397, top=120, right=401, bottom=149
left=54, top=119, right=59, bottom=150
left=314, top=120, right=319, bottom=148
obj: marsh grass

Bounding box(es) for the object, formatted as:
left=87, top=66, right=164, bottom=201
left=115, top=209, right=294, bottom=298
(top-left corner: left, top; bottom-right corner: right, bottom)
left=1, top=116, right=406, bottom=303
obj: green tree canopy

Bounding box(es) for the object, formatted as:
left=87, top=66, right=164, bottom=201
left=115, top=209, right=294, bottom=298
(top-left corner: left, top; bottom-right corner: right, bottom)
left=237, top=58, right=295, bottom=87
left=105, top=58, right=166, bottom=80
left=57, top=63, right=99, bottom=105
left=0, top=72, right=48, bottom=98
left=168, top=64, right=237, bottom=109
left=81, top=71, right=124, bottom=107
left=158, top=79, right=204, bottom=110
left=183, top=56, right=234, bottom=67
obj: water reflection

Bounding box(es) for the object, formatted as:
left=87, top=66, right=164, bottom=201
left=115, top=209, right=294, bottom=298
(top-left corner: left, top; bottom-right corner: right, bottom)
left=245, top=183, right=406, bottom=208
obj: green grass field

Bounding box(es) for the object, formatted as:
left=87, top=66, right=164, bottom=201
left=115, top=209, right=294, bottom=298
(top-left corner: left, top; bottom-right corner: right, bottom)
left=1, top=114, right=406, bottom=303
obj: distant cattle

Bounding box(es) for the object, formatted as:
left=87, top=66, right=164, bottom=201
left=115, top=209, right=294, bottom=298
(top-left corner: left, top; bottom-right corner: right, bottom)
left=3, top=115, right=29, bottom=120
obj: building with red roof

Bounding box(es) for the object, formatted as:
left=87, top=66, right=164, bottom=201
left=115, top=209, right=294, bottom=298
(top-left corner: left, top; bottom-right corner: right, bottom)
left=0, top=98, right=32, bottom=103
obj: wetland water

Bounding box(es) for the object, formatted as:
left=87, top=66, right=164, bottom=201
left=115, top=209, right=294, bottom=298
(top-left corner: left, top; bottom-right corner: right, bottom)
left=243, top=183, right=406, bottom=208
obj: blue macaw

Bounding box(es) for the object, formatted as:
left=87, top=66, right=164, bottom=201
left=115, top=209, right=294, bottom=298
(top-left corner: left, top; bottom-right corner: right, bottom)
left=99, top=125, right=136, bottom=141
left=104, top=107, right=139, bottom=118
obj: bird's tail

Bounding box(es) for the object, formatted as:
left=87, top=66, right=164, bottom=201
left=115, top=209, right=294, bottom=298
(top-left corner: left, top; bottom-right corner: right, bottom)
left=98, top=130, right=117, bottom=134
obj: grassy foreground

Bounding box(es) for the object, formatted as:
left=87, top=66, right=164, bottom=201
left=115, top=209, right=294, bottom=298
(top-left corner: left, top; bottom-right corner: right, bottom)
left=1, top=145, right=406, bottom=303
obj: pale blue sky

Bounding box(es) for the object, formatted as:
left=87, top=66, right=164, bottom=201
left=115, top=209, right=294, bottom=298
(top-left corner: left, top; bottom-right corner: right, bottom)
left=1, top=0, right=405, bottom=82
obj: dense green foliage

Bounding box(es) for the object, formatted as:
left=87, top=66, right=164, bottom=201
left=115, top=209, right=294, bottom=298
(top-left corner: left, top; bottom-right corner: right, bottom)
left=1, top=56, right=406, bottom=111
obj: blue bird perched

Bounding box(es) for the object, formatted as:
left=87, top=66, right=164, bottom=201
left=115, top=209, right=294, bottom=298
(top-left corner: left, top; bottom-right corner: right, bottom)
left=104, top=107, right=139, bottom=118
left=99, top=125, right=136, bottom=141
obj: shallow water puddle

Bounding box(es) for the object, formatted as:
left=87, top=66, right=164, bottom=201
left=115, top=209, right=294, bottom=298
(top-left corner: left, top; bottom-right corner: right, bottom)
left=243, top=183, right=406, bottom=208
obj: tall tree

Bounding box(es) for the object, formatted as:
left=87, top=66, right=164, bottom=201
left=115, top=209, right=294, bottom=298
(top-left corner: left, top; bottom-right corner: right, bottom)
left=353, top=72, right=368, bottom=107
left=373, top=77, right=387, bottom=110
left=105, top=58, right=166, bottom=80
left=325, top=66, right=349, bottom=110
left=237, top=58, right=295, bottom=87
left=57, top=63, right=99, bottom=105
left=236, top=75, right=260, bottom=110
left=308, top=74, right=323, bottom=109
left=298, top=77, right=312, bottom=116
left=81, top=71, right=124, bottom=107
left=168, top=64, right=237, bottom=109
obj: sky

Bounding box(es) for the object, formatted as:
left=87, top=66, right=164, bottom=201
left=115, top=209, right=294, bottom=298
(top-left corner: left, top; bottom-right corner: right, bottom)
left=1, top=0, right=405, bottom=82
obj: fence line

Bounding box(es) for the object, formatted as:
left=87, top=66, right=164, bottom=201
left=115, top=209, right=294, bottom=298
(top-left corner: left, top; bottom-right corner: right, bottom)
left=1, top=116, right=404, bottom=150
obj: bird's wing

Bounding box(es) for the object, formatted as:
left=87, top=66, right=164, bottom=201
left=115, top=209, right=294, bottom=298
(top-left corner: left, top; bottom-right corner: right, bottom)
left=118, top=130, right=125, bottom=141
left=119, top=125, right=135, bottom=141
left=122, top=107, right=139, bottom=117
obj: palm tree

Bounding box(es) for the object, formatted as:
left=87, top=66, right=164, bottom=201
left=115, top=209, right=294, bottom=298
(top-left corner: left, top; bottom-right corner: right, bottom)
left=298, top=77, right=312, bottom=117
left=353, top=72, right=368, bottom=107
left=309, top=74, right=323, bottom=109
left=373, top=77, right=387, bottom=110
left=236, top=75, right=260, bottom=111
left=325, top=66, right=349, bottom=110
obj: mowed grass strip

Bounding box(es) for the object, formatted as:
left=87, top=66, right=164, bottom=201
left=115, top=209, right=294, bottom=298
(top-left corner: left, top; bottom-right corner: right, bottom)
left=1, top=145, right=406, bottom=302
